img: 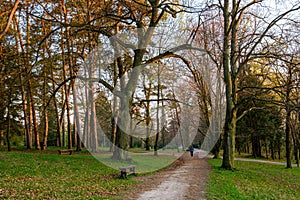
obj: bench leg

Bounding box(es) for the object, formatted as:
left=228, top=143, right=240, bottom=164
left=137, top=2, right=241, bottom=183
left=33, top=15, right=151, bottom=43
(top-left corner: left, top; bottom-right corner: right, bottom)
left=120, top=171, right=127, bottom=178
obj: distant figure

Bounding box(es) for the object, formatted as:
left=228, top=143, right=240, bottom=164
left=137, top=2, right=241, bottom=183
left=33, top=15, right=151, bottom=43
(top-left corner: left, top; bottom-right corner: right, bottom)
left=189, top=145, right=194, bottom=157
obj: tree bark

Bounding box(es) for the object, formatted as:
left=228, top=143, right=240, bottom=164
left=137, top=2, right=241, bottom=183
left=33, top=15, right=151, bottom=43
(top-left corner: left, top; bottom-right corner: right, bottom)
left=14, top=15, right=31, bottom=149
left=51, top=67, right=62, bottom=147
left=154, top=65, right=161, bottom=156
left=285, top=66, right=292, bottom=168
left=89, top=81, right=98, bottom=153
left=285, top=108, right=292, bottom=168
left=73, top=83, right=82, bottom=151
left=144, top=81, right=152, bottom=151
left=0, top=0, right=20, bottom=39
left=42, top=70, right=49, bottom=150
left=6, top=100, right=11, bottom=152
left=30, top=82, right=40, bottom=150
left=60, top=0, right=72, bottom=150
left=221, top=0, right=236, bottom=170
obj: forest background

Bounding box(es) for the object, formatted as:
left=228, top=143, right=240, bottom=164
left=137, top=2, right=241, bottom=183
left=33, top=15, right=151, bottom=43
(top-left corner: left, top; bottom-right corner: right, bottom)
left=0, top=0, right=300, bottom=170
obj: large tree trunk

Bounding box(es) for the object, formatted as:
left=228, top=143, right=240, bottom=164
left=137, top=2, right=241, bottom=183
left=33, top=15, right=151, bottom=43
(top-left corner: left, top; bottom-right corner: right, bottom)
left=112, top=96, right=130, bottom=160
left=221, top=0, right=234, bottom=170
left=111, top=50, right=144, bottom=160
left=221, top=0, right=239, bottom=170
left=251, top=135, right=261, bottom=158
left=109, top=1, right=159, bottom=160
left=222, top=106, right=237, bottom=169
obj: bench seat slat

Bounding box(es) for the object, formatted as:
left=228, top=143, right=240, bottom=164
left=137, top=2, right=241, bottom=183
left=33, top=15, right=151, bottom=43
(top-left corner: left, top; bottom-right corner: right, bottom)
left=58, top=149, right=73, bottom=155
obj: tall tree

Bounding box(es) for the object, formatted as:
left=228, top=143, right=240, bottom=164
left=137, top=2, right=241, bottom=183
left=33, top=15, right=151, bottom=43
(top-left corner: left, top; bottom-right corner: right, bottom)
left=203, top=0, right=300, bottom=169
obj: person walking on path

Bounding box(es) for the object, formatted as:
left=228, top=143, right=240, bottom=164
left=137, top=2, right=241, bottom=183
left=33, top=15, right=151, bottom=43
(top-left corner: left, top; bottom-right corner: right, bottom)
left=189, top=144, right=194, bottom=157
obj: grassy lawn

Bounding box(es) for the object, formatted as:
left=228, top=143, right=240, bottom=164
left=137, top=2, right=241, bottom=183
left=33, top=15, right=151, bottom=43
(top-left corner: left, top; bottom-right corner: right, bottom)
left=0, top=149, right=137, bottom=199
left=93, top=151, right=180, bottom=174
left=207, top=159, right=300, bottom=200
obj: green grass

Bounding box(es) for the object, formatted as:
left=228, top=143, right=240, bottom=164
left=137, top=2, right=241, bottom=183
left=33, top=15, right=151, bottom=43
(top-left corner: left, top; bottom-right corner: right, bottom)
left=0, top=150, right=136, bottom=199
left=0, top=147, right=180, bottom=199
left=207, top=159, right=300, bottom=200
left=236, top=153, right=288, bottom=163
left=93, top=152, right=178, bottom=174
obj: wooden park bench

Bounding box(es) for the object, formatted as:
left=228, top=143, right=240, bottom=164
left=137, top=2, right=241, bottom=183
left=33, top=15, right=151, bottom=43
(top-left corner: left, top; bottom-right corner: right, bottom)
left=58, top=149, right=73, bottom=155
left=119, top=165, right=136, bottom=178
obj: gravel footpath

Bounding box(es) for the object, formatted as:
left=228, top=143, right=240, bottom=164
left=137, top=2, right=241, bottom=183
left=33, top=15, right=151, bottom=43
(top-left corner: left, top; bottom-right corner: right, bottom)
left=117, top=151, right=211, bottom=200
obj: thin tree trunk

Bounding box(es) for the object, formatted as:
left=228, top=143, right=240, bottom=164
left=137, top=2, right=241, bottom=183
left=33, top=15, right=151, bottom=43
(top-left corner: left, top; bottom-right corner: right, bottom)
left=27, top=90, right=33, bottom=148
left=62, top=116, right=66, bottom=147
left=172, top=91, right=184, bottom=152
left=110, top=115, right=117, bottom=151
left=154, top=65, right=161, bottom=156
left=296, top=140, right=300, bottom=167
left=110, top=18, right=120, bottom=152
left=270, top=140, right=275, bottom=160
left=42, top=69, right=49, bottom=150
left=144, top=81, right=151, bottom=151
left=42, top=109, right=48, bottom=150
left=52, top=68, right=62, bottom=147
left=6, top=101, right=11, bottom=152
left=14, top=16, right=31, bottom=149
left=112, top=98, right=129, bottom=160
left=285, top=108, right=292, bottom=168
left=28, top=79, right=40, bottom=150
left=20, top=75, right=30, bottom=149
left=61, top=34, right=72, bottom=149
left=212, top=69, right=223, bottom=159
left=68, top=32, right=81, bottom=151
left=89, top=82, right=98, bottom=152
left=285, top=66, right=292, bottom=168
left=25, top=0, right=40, bottom=150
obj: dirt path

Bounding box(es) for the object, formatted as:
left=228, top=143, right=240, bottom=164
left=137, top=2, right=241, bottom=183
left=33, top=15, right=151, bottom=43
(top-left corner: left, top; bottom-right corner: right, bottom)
left=118, top=150, right=211, bottom=200
left=235, top=157, right=299, bottom=167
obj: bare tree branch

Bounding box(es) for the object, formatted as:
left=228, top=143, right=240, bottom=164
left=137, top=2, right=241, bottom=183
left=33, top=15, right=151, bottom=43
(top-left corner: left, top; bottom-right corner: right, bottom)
left=0, top=0, right=20, bottom=39
left=237, top=107, right=264, bottom=122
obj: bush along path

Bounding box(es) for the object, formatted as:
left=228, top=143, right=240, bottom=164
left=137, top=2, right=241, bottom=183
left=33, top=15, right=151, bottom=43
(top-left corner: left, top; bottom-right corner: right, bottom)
left=118, top=150, right=211, bottom=200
